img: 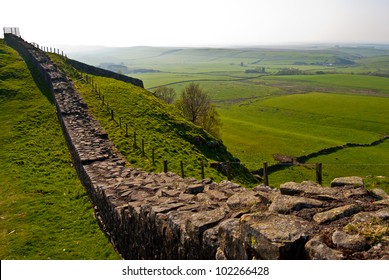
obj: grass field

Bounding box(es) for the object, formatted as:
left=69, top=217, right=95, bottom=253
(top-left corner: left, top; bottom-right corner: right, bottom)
left=218, top=92, right=389, bottom=159
left=260, top=74, right=389, bottom=94
left=0, top=39, right=119, bottom=259
left=64, top=44, right=389, bottom=188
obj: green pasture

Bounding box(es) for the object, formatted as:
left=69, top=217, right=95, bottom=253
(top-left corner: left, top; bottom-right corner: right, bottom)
left=261, top=74, right=389, bottom=94
left=68, top=44, right=389, bottom=187
left=218, top=92, right=389, bottom=177
left=0, top=40, right=119, bottom=259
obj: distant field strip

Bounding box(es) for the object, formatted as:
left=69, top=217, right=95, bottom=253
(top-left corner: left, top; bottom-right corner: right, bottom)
left=146, top=73, right=265, bottom=90
left=260, top=92, right=389, bottom=125
left=262, top=74, right=389, bottom=94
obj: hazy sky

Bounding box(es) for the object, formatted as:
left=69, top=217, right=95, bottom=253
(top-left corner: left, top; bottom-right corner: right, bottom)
left=1, top=0, right=389, bottom=47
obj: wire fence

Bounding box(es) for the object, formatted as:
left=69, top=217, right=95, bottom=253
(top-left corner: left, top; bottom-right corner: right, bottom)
left=3, top=27, right=20, bottom=37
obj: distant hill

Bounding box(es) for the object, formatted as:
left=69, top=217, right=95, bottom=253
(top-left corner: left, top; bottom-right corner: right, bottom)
left=65, top=44, right=389, bottom=69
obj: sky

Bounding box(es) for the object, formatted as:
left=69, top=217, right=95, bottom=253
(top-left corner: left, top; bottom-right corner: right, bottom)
left=1, top=0, right=389, bottom=48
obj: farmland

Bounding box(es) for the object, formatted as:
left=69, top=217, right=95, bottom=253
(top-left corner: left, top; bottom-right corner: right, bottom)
left=67, top=44, right=389, bottom=187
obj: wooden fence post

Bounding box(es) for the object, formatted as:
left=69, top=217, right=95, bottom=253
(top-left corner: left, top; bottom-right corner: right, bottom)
left=201, top=160, right=205, bottom=179
left=163, top=160, right=168, bottom=173
left=263, top=161, right=269, bottom=186
left=133, top=131, right=137, bottom=148
left=227, top=161, right=231, bottom=181
left=316, top=162, right=322, bottom=185
left=180, top=160, right=184, bottom=178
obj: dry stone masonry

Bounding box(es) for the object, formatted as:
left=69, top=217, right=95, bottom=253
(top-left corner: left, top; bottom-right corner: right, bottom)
left=5, top=34, right=389, bottom=260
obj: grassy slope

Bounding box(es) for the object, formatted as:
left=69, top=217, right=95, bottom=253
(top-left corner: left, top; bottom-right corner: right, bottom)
left=68, top=45, right=389, bottom=188
left=49, top=54, right=256, bottom=186
left=0, top=39, right=119, bottom=259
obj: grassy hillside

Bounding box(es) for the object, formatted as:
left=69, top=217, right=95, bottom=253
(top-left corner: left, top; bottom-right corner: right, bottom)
left=65, top=45, right=389, bottom=187
left=0, top=39, right=119, bottom=259
left=49, top=54, right=256, bottom=185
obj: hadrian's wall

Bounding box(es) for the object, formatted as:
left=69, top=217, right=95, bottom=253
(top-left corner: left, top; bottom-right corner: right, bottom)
left=66, top=58, right=144, bottom=88
left=5, top=34, right=389, bottom=260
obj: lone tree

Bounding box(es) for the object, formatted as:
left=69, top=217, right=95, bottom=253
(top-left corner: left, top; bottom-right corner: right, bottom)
left=152, top=86, right=176, bottom=104
left=176, top=82, right=222, bottom=138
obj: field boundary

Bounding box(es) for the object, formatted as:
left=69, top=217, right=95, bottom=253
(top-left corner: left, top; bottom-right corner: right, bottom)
left=146, top=74, right=266, bottom=90
left=253, top=135, right=389, bottom=178
left=297, top=135, right=389, bottom=163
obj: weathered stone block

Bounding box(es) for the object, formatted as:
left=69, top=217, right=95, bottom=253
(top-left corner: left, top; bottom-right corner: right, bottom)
left=215, top=247, right=227, bottom=260
left=206, top=189, right=228, bottom=201
left=167, top=211, right=193, bottom=241
left=332, top=230, right=366, bottom=251
left=305, top=235, right=344, bottom=260
left=240, top=212, right=313, bottom=259
left=280, top=181, right=320, bottom=195
left=268, top=194, right=323, bottom=214
left=218, top=219, right=247, bottom=259
left=186, top=184, right=204, bottom=194
left=370, top=188, right=389, bottom=200
left=343, top=187, right=369, bottom=198
left=374, top=199, right=389, bottom=206
left=202, top=226, right=220, bottom=258
left=331, top=176, right=364, bottom=188
left=186, top=207, right=228, bottom=244
left=313, top=204, right=362, bottom=224
left=280, top=181, right=338, bottom=199
left=226, top=192, right=262, bottom=211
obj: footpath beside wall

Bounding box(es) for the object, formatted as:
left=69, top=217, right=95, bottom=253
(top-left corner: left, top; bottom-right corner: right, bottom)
left=5, top=34, right=389, bottom=260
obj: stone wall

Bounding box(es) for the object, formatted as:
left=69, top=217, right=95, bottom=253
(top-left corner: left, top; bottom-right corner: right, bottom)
left=5, top=34, right=389, bottom=260
left=66, top=58, right=144, bottom=88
